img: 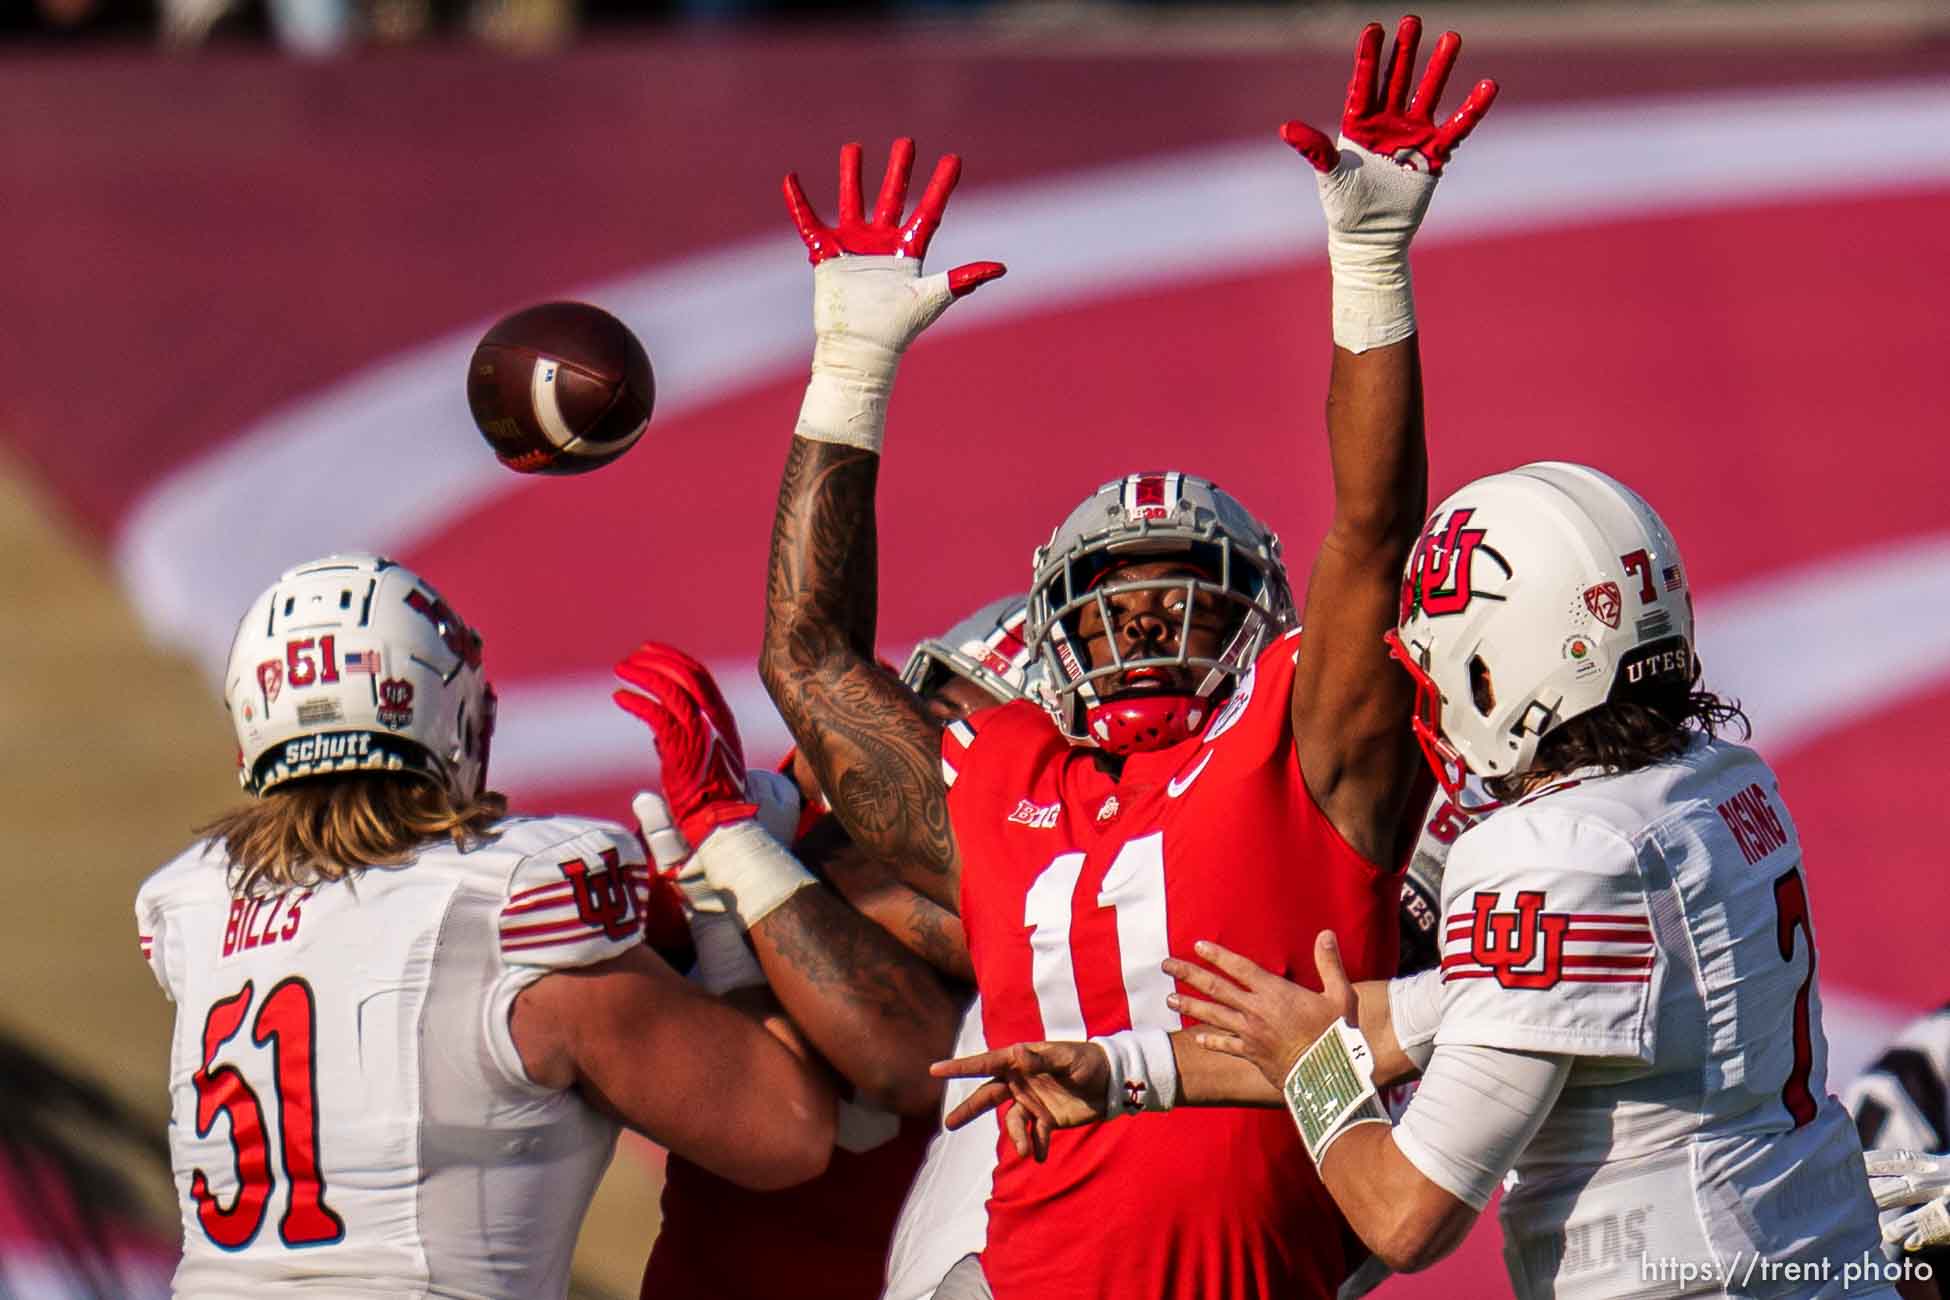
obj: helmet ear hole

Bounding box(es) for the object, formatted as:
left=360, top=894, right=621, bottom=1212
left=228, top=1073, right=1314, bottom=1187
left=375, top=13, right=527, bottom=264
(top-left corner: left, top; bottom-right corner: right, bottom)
left=1469, top=655, right=1496, bottom=717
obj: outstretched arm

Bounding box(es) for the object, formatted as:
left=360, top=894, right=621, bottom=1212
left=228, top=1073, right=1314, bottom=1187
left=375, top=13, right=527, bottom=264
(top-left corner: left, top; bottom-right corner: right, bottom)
left=617, top=647, right=962, bottom=1116
left=761, top=139, right=1004, bottom=910
left=1286, top=18, right=1498, bottom=865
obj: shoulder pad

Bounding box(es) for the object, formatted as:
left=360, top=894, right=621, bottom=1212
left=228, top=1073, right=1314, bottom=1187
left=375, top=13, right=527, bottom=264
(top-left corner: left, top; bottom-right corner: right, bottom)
left=497, top=820, right=650, bottom=971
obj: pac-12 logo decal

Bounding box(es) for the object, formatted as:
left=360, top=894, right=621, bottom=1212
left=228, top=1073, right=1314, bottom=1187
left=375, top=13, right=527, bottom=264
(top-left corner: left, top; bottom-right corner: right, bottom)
left=559, top=848, right=637, bottom=941
left=1583, top=582, right=1623, bottom=629
left=1401, top=508, right=1508, bottom=620
left=376, top=678, right=414, bottom=729
left=1469, top=890, right=1570, bottom=989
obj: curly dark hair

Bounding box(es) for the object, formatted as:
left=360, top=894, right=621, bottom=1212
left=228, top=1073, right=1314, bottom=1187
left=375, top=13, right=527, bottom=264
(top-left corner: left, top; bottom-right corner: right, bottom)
left=1484, top=642, right=1749, bottom=803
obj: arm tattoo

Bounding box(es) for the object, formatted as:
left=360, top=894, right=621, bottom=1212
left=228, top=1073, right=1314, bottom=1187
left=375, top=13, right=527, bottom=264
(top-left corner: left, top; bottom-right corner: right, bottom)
left=758, top=886, right=942, bottom=1036
left=762, top=437, right=958, bottom=888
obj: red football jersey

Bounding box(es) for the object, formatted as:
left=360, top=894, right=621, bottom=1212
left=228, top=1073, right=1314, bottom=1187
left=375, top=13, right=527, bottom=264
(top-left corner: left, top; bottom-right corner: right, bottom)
left=943, top=630, right=1401, bottom=1299
left=638, top=835, right=932, bottom=1300
left=642, top=1120, right=930, bottom=1300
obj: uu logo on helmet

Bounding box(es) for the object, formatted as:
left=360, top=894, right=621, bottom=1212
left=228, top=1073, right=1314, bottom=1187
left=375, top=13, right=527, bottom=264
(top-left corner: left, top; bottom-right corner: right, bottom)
left=1401, top=508, right=1509, bottom=620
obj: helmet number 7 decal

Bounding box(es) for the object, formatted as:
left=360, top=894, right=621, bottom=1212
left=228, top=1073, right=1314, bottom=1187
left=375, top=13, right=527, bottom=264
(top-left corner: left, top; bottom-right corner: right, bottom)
left=1023, top=832, right=1179, bottom=1038
left=1620, top=549, right=1658, bottom=605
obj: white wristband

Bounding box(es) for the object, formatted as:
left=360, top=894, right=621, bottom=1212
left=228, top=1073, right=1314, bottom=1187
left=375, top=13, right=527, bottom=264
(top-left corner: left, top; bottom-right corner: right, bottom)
left=693, top=818, right=816, bottom=929
left=1090, top=1028, right=1180, bottom=1116
left=1282, top=1018, right=1389, bottom=1163
left=688, top=910, right=767, bottom=996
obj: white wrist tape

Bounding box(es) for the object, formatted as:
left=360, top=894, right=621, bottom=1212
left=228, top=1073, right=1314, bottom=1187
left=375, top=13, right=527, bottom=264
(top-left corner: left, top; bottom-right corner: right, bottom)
left=1283, top=1018, right=1389, bottom=1163
left=1090, top=1028, right=1180, bottom=1117
left=687, top=910, right=767, bottom=996
left=1316, top=137, right=1438, bottom=354
left=693, top=818, right=816, bottom=930
left=1388, top=968, right=1443, bottom=1072
left=794, top=256, right=956, bottom=452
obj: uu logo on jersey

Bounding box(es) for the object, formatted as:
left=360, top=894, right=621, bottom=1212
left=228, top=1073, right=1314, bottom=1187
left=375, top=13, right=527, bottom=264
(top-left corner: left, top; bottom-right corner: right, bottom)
left=1400, top=508, right=1511, bottom=621
left=1469, top=890, right=1570, bottom=990
left=559, top=849, right=637, bottom=941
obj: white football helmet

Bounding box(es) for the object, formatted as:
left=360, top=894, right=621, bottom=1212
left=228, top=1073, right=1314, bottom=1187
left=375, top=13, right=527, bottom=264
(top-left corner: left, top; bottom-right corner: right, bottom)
left=899, top=594, right=1035, bottom=706
left=1028, top=472, right=1295, bottom=753
left=1388, top=462, right=1694, bottom=810
left=224, top=554, right=496, bottom=798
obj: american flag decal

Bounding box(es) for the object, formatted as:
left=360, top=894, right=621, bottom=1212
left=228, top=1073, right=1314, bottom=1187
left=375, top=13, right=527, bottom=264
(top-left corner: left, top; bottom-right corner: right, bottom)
left=1662, top=565, right=1682, bottom=592
left=344, top=650, right=381, bottom=675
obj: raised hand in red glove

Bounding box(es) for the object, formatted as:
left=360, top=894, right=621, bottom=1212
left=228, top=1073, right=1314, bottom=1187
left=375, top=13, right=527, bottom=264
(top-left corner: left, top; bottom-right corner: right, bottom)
left=1281, top=16, right=1499, bottom=353
left=784, top=139, right=1005, bottom=452
left=1280, top=15, right=1498, bottom=177
left=613, top=643, right=759, bottom=848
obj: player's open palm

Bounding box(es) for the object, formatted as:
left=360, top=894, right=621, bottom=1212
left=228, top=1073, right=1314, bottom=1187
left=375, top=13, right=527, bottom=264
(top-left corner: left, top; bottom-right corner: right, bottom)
left=1284, top=15, right=1498, bottom=285
left=931, top=1040, right=1111, bottom=1161
left=1165, top=934, right=1358, bottom=1093
left=784, top=138, right=1005, bottom=365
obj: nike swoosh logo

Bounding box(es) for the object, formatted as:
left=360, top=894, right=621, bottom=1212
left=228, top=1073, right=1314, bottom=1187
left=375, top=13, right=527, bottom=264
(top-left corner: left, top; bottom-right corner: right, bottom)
left=1166, top=751, right=1214, bottom=799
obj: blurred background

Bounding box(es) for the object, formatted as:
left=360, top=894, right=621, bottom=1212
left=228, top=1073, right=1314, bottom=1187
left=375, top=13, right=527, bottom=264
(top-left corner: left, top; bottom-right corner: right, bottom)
left=3, top=1, right=1948, bottom=1295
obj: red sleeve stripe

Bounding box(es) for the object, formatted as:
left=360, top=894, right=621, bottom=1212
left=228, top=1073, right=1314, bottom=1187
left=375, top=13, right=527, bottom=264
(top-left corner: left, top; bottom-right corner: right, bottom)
left=501, top=933, right=634, bottom=955
left=1440, top=968, right=1651, bottom=985
left=500, top=916, right=613, bottom=942
left=508, top=879, right=577, bottom=906
left=1444, top=923, right=1653, bottom=946
left=502, top=890, right=579, bottom=917
left=508, top=867, right=652, bottom=911
left=1442, top=951, right=1654, bottom=968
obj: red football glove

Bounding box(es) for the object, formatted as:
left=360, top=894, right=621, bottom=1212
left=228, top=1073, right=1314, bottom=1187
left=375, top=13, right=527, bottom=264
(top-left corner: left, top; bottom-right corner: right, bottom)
left=1281, top=16, right=1498, bottom=177
left=613, top=643, right=759, bottom=848
left=783, top=137, right=1005, bottom=298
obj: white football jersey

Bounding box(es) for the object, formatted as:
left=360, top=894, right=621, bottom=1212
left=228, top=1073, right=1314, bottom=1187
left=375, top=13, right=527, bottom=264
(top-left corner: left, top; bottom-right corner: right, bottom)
left=134, top=816, right=650, bottom=1299
left=1433, top=737, right=1885, bottom=1298
left=881, top=995, right=997, bottom=1300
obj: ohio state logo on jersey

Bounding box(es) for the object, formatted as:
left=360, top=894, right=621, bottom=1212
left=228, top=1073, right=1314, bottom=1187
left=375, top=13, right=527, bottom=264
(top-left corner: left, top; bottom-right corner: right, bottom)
left=559, top=849, right=636, bottom=940
left=1401, top=508, right=1508, bottom=620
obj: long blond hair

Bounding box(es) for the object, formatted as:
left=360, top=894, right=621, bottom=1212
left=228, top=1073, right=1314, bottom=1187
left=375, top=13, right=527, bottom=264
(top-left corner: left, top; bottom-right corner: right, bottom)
left=199, top=774, right=507, bottom=898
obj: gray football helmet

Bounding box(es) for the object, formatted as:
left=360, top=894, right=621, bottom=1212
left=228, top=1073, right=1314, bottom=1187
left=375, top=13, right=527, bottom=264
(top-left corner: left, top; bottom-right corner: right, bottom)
left=900, top=594, right=1035, bottom=706
left=1027, top=472, right=1295, bottom=752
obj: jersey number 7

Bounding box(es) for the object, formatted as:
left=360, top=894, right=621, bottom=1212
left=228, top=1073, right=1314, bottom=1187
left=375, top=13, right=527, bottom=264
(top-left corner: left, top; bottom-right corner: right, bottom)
left=1773, top=868, right=1818, bottom=1129
left=191, top=976, right=346, bottom=1250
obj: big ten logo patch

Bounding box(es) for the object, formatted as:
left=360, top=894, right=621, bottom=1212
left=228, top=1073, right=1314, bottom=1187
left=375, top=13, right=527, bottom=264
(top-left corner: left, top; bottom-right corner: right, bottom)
left=376, top=678, right=414, bottom=729
left=1006, top=798, right=1061, bottom=830
left=1716, top=783, right=1788, bottom=865
left=1469, top=890, right=1570, bottom=989
left=559, top=849, right=637, bottom=940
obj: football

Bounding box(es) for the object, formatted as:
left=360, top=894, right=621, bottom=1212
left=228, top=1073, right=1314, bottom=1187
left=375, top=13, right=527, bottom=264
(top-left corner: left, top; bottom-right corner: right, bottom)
left=466, top=301, right=655, bottom=475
